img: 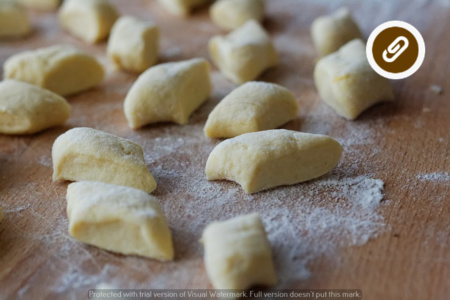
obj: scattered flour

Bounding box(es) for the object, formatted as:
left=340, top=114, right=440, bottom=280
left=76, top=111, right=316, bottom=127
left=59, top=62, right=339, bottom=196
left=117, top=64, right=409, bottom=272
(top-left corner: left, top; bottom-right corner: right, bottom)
left=417, top=172, right=450, bottom=183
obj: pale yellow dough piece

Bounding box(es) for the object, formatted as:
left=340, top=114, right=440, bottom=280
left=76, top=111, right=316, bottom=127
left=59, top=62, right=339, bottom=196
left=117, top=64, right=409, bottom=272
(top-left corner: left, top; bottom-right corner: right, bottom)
left=107, top=15, right=159, bottom=73
left=67, top=181, right=173, bottom=260
left=0, top=0, right=31, bottom=38
left=52, top=127, right=156, bottom=193
left=210, top=0, right=265, bottom=31
left=124, top=58, right=211, bottom=128
left=314, top=39, right=394, bottom=120
left=209, top=20, right=278, bottom=85
left=59, top=0, right=119, bottom=43
left=202, top=213, right=277, bottom=289
left=206, top=129, right=343, bottom=194
left=158, top=0, right=209, bottom=16
left=204, top=81, right=298, bottom=138
left=0, top=80, right=70, bottom=134
left=17, top=0, right=60, bottom=10
left=3, top=45, right=104, bottom=96
left=311, top=7, right=363, bottom=57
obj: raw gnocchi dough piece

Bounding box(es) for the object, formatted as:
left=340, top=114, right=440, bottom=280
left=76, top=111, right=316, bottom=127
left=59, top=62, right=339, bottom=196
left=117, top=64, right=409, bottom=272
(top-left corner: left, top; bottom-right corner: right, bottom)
left=124, top=58, right=211, bottom=128
left=314, top=39, right=394, bottom=120
left=0, top=80, right=70, bottom=134
left=206, top=129, right=343, bottom=194
left=107, top=15, right=159, bottom=73
left=311, top=7, right=363, bottom=57
left=52, top=127, right=156, bottom=193
left=204, top=81, right=298, bottom=138
left=3, top=45, right=105, bottom=96
left=17, top=0, right=60, bottom=10
left=210, top=0, right=265, bottom=31
left=0, top=0, right=31, bottom=38
left=158, top=0, right=209, bottom=16
left=59, top=0, right=119, bottom=43
left=67, top=181, right=173, bottom=260
left=209, top=20, right=278, bottom=85
left=201, top=213, right=277, bottom=289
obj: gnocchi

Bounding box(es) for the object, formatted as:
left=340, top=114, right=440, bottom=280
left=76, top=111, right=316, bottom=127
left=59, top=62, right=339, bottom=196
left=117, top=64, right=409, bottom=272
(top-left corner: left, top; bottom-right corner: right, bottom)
left=52, top=127, right=157, bottom=193
left=17, top=0, right=60, bottom=10
left=59, top=0, right=119, bottom=43
left=124, top=58, right=211, bottom=128
left=209, top=20, right=278, bottom=84
left=67, top=181, right=174, bottom=260
left=206, top=129, right=343, bottom=194
left=311, top=7, right=363, bottom=57
left=0, top=80, right=70, bottom=135
left=201, top=213, right=277, bottom=289
left=314, top=39, right=394, bottom=120
left=3, top=45, right=104, bottom=96
left=107, top=15, right=159, bottom=73
left=210, top=0, right=265, bottom=31
left=204, top=81, right=298, bottom=138
left=0, top=0, right=31, bottom=38
left=158, top=0, right=209, bottom=16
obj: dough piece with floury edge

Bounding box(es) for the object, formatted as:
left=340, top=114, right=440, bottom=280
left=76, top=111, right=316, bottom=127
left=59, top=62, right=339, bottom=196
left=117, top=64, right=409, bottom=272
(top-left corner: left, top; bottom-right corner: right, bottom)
left=67, top=181, right=173, bottom=260
left=311, top=7, right=363, bottom=57
left=206, top=129, right=343, bottom=194
left=107, top=15, right=159, bottom=73
left=0, top=80, right=70, bottom=134
left=52, top=127, right=156, bottom=193
left=314, top=39, right=394, bottom=120
left=158, top=0, right=209, bottom=16
left=3, top=45, right=104, bottom=96
left=204, top=81, right=298, bottom=138
left=59, top=0, right=119, bottom=43
left=201, top=213, right=277, bottom=289
left=0, top=0, right=31, bottom=38
left=17, top=0, right=60, bottom=10
left=209, top=20, right=277, bottom=84
left=124, top=58, right=211, bottom=128
left=210, top=0, right=265, bottom=31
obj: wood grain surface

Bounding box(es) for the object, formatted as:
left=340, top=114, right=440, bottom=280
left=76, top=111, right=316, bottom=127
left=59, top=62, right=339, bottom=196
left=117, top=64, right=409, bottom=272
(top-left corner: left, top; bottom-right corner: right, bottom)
left=0, top=1, right=449, bottom=299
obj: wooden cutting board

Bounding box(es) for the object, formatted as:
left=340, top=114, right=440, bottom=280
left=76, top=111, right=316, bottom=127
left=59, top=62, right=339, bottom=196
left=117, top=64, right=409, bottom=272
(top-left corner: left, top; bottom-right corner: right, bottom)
left=0, top=1, right=449, bottom=299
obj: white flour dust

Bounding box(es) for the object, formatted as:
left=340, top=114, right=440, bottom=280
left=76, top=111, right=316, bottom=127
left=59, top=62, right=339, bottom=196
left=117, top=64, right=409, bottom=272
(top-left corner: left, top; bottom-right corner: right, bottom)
left=417, top=172, right=450, bottom=183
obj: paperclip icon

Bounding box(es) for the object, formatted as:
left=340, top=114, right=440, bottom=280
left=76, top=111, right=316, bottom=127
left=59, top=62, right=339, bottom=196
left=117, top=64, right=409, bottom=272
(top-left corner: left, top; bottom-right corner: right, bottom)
left=383, top=36, right=409, bottom=63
